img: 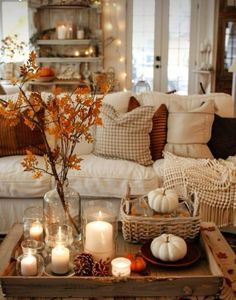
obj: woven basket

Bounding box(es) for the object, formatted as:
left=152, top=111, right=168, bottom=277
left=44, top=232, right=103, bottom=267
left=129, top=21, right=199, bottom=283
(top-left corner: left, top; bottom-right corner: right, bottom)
left=120, top=197, right=201, bottom=243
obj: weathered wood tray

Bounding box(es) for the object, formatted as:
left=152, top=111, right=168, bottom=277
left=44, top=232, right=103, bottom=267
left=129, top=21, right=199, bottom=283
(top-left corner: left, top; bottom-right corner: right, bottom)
left=0, top=222, right=231, bottom=299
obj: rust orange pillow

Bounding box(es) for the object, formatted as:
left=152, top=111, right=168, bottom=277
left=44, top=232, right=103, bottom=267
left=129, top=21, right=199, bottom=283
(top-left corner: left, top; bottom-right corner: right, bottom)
left=128, top=96, right=168, bottom=160
left=0, top=109, right=46, bottom=157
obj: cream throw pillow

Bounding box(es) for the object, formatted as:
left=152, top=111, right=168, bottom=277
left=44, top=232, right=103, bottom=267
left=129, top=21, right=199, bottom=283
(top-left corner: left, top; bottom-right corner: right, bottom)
left=94, top=103, right=154, bottom=166
left=164, top=100, right=215, bottom=158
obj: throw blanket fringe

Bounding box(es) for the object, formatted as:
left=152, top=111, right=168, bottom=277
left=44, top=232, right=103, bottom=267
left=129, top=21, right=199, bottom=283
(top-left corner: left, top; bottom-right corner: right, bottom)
left=163, top=152, right=236, bottom=227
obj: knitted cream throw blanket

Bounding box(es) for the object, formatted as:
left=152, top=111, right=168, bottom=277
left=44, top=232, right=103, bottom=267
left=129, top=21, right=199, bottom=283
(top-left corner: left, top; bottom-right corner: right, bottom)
left=163, top=152, right=236, bottom=227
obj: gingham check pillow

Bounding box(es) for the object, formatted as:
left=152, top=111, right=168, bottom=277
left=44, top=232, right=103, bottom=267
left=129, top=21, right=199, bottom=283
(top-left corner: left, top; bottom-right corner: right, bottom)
left=94, top=103, right=154, bottom=166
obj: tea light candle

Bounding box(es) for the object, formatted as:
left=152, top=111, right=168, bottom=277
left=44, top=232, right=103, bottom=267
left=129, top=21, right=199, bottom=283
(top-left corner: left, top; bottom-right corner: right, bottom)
left=51, top=244, right=70, bottom=274
left=29, top=220, right=43, bottom=241
left=57, top=25, right=67, bottom=39
left=21, top=253, right=37, bottom=276
left=111, top=257, right=131, bottom=277
left=84, top=215, right=114, bottom=260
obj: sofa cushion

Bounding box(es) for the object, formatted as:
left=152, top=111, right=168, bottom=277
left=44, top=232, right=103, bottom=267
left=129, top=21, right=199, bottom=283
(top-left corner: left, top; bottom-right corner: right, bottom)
left=208, top=114, right=236, bottom=159
left=0, top=109, right=46, bottom=157
left=103, top=91, right=133, bottom=113
left=138, top=92, right=233, bottom=117
left=0, top=155, right=51, bottom=198
left=128, top=96, right=168, bottom=160
left=164, top=100, right=215, bottom=158
left=68, top=154, right=159, bottom=197
left=94, top=103, right=154, bottom=166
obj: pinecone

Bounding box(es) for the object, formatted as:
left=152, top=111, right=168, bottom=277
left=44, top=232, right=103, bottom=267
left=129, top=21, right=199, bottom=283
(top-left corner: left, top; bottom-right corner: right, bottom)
left=74, top=252, right=94, bottom=276
left=92, top=258, right=110, bottom=277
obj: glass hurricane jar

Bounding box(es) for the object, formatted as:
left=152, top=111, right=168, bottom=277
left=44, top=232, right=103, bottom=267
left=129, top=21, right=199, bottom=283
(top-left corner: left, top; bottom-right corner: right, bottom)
left=82, top=200, right=118, bottom=262
left=23, top=206, right=44, bottom=241
left=44, top=180, right=81, bottom=240
left=17, top=241, right=44, bottom=277
left=44, top=223, right=73, bottom=249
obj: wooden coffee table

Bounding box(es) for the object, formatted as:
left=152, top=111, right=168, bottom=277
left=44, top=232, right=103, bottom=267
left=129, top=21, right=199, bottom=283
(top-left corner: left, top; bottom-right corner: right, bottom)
left=0, top=222, right=235, bottom=299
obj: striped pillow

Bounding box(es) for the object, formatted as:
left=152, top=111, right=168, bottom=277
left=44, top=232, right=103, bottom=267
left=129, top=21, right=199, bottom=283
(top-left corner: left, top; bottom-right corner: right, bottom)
left=94, top=103, right=154, bottom=166
left=0, top=110, right=46, bottom=157
left=128, top=96, right=168, bottom=160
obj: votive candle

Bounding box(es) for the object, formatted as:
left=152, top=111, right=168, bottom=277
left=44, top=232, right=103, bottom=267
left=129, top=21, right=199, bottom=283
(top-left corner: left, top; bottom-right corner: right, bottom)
left=21, top=253, right=37, bottom=276
left=51, top=244, right=70, bottom=274
left=29, top=220, right=43, bottom=241
left=111, top=257, right=131, bottom=277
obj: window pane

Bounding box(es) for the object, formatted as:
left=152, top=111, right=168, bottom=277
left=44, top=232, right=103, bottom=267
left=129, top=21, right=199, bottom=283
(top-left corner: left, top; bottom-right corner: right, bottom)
left=168, top=0, right=191, bottom=94
left=132, top=0, right=155, bottom=90
left=1, top=1, right=29, bottom=62
left=225, top=21, right=236, bottom=70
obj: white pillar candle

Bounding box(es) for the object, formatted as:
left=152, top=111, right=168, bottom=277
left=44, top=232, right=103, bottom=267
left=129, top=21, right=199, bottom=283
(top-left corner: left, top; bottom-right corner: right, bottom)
left=21, top=253, right=37, bottom=276
left=77, top=29, right=84, bottom=39
left=84, top=219, right=114, bottom=261
left=29, top=220, right=43, bottom=241
left=111, top=257, right=131, bottom=277
left=57, top=25, right=67, bottom=39
left=51, top=244, right=70, bottom=274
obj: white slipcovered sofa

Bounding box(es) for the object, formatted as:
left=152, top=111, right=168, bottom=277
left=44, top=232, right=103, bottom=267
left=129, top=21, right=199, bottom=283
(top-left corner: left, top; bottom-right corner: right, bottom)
left=0, top=91, right=233, bottom=233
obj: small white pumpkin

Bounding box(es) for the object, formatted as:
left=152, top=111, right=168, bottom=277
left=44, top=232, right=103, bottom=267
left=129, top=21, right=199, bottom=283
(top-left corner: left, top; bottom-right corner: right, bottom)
left=147, top=188, right=178, bottom=213
left=150, top=233, right=187, bottom=262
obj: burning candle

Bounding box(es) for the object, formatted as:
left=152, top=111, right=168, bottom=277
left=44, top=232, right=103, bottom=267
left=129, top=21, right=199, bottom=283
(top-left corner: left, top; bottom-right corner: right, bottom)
left=67, top=25, right=73, bottom=39
left=51, top=244, right=70, bottom=274
left=111, top=257, right=131, bottom=277
left=84, top=211, right=114, bottom=261
left=21, top=252, right=37, bottom=276
left=57, top=25, right=67, bottom=39
left=29, top=220, right=43, bottom=241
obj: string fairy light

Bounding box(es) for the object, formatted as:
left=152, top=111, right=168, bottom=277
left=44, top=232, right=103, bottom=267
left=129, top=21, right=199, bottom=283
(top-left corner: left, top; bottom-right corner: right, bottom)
left=103, top=0, right=127, bottom=91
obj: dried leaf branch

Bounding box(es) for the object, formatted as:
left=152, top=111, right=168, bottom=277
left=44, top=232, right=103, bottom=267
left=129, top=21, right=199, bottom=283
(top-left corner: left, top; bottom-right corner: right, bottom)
left=0, top=51, right=111, bottom=235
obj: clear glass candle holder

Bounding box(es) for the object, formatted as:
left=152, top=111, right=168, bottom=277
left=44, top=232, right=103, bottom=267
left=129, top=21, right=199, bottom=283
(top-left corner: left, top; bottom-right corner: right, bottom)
left=23, top=206, right=44, bottom=241
left=45, top=243, right=74, bottom=276
left=21, top=239, right=45, bottom=254
left=16, top=252, right=44, bottom=277
left=111, top=257, right=131, bottom=277
left=82, top=200, right=118, bottom=262
left=44, top=223, right=73, bottom=249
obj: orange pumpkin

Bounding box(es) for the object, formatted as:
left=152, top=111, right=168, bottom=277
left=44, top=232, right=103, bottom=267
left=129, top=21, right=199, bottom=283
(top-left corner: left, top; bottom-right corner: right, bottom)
left=38, top=66, right=55, bottom=77
left=126, top=253, right=147, bottom=272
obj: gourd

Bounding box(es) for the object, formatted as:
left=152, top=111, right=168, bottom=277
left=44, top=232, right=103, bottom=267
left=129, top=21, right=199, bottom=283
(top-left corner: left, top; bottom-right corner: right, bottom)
left=147, top=188, right=178, bottom=213
left=150, top=233, right=187, bottom=261
left=126, top=253, right=147, bottom=272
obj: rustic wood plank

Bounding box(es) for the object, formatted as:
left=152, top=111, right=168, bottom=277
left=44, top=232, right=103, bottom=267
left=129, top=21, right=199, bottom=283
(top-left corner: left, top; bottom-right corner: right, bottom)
left=0, top=276, right=221, bottom=297
left=0, top=224, right=23, bottom=275
left=0, top=223, right=224, bottom=298
left=201, top=222, right=236, bottom=299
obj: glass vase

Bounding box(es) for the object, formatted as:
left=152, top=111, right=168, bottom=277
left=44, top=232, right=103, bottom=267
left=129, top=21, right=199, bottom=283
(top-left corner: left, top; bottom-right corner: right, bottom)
left=43, top=180, right=81, bottom=241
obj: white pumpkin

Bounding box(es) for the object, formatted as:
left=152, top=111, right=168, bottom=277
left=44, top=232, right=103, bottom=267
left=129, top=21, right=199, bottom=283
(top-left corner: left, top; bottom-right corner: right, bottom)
left=147, top=188, right=178, bottom=213
left=150, top=233, right=187, bottom=262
